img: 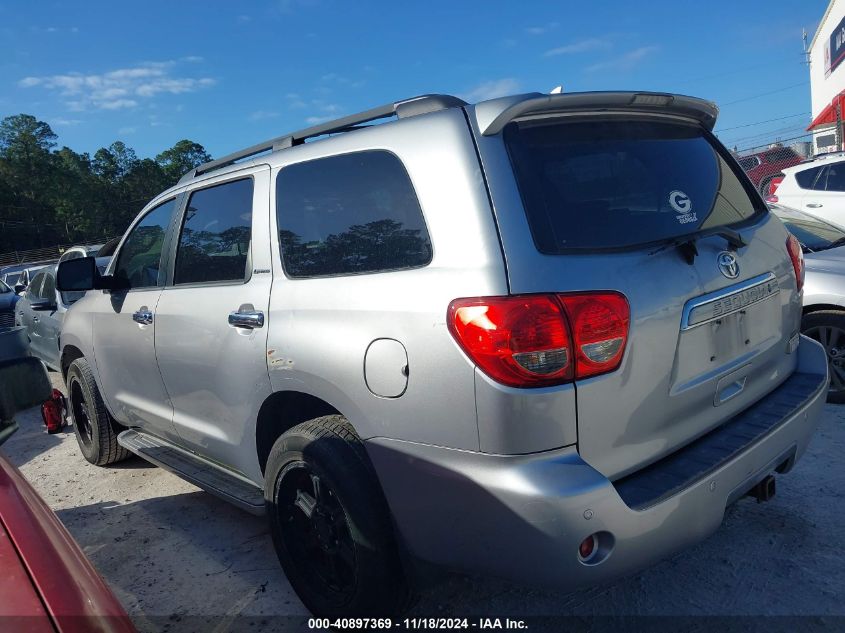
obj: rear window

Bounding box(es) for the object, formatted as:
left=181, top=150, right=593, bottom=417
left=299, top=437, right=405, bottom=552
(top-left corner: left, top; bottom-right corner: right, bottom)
left=795, top=166, right=824, bottom=190
left=276, top=150, right=432, bottom=278
left=503, top=119, right=765, bottom=252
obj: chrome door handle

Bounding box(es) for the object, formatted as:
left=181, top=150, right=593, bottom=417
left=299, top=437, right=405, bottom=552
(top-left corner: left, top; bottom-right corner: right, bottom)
left=228, top=310, right=264, bottom=329
left=806, top=203, right=823, bottom=208
left=132, top=309, right=153, bottom=325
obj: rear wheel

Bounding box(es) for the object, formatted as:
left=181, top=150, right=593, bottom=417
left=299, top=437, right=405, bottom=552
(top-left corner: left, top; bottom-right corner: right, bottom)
left=67, top=358, right=130, bottom=465
left=802, top=310, right=845, bottom=403
left=264, top=415, right=413, bottom=617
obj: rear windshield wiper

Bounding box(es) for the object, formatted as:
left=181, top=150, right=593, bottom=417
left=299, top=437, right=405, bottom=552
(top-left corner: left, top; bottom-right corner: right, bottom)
left=649, top=227, right=747, bottom=264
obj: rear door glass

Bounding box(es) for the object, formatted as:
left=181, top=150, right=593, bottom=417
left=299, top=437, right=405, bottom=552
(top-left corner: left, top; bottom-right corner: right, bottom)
left=795, top=166, right=825, bottom=190
left=503, top=119, right=766, bottom=253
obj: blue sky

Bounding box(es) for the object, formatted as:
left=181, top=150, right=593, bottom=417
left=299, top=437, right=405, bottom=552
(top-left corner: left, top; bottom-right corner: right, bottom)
left=0, top=0, right=827, bottom=159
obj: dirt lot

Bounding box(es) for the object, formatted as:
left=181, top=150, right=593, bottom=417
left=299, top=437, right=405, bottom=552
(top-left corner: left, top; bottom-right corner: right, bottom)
left=4, top=371, right=845, bottom=631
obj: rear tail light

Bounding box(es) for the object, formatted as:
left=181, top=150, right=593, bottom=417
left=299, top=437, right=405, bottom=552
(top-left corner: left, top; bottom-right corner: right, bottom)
left=786, top=234, right=805, bottom=292
left=765, top=194, right=778, bottom=203
left=448, top=292, right=629, bottom=388
left=768, top=177, right=784, bottom=196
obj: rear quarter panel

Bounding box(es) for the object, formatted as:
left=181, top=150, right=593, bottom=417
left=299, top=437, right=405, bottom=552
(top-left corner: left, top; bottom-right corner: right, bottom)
left=266, top=109, right=507, bottom=451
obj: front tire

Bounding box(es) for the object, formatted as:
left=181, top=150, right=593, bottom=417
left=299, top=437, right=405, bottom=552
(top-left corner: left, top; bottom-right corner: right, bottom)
left=264, top=415, right=413, bottom=617
left=802, top=310, right=845, bottom=404
left=66, top=358, right=130, bottom=465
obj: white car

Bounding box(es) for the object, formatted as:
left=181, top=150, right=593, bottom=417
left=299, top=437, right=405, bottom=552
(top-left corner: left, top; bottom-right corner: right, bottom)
left=772, top=153, right=845, bottom=228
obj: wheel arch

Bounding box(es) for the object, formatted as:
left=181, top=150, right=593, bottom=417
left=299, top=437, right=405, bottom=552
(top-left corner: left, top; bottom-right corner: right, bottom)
left=255, top=390, right=342, bottom=475
left=60, top=345, right=85, bottom=381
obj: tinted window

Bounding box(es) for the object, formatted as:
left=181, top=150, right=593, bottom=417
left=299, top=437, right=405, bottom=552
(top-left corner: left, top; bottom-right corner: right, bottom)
left=796, top=166, right=824, bottom=190
left=39, top=271, right=55, bottom=300
left=737, top=156, right=758, bottom=171
left=174, top=179, right=253, bottom=285
left=113, top=199, right=175, bottom=289
left=276, top=151, right=432, bottom=278
left=26, top=272, right=45, bottom=299
left=504, top=119, right=764, bottom=252
left=826, top=163, right=845, bottom=192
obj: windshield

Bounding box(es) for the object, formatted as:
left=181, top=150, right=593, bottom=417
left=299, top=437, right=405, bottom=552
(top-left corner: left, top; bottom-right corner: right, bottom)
left=777, top=212, right=845, bottom=252
left=503, top=118, right=766, bottom=252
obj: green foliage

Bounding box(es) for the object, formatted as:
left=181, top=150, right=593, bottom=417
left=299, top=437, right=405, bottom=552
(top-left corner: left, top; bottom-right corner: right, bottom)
left=0, top=114, right=212, bottom=254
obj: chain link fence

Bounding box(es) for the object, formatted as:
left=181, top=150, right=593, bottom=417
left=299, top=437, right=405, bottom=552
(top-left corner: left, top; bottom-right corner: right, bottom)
left=0, top=237, right=119, bottom=268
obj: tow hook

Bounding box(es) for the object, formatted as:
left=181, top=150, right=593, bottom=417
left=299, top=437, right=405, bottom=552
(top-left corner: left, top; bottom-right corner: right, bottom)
left=746, top=474, right=776, bottom=503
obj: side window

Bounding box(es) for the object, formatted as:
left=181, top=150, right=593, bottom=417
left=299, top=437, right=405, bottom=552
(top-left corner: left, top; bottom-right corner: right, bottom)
left=173, top=178, right=254, bottom=285
left=39, top=272, right=56, bottom=301
left=276, top=150, right=433, bottom=278
left=26, top=272, right=45, bottom=299
left=826, top=163, right=845, bottom=192
left=796, top=166, right=824, bottom=190
left=113, top=199, right=176, bottom=290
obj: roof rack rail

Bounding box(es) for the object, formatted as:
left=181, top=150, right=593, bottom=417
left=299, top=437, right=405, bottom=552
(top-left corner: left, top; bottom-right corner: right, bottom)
left=179, top=93, right=467, bottom=184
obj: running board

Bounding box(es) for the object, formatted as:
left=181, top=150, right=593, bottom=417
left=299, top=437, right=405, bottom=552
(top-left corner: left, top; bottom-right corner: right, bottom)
left=117, top=429, right=265, bottom=515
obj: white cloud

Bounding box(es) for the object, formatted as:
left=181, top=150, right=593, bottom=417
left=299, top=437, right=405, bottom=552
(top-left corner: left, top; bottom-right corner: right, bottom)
left=237, top=14, right=252, bottom=23
left=305, top=115, right=335, bottom=125
left=18, top=60, right=216, bottom=111
left=118, top=126, right=137, bottom=135
left=460, top=78, right=521, bottom=103
left=525, top=22, right=559, bottom=36
left=52, top=118, right=81, bottom=126
left=585, top=46, right=658, bottom=73
left=181, top=55, right=204, bottom=63
left=544, top=38, right=613, bottom=57
left=250, top=110, right=280, bottom=121
left=100, top=99, right=138, bottom=110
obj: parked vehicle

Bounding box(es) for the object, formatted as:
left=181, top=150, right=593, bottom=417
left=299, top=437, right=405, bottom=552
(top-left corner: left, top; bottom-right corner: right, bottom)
left=771, top=203, right=845, bottom=402
left=16, top=259, right=110, bottom=369
left=0, top=278, right=19, bottom=328
left=0, top=326, right=135, bottom=633
left=58, top=244, right=103, bottom=265
left=769, top=153, right=845, bottom=227
left=1, top=262, right=32, bottom=288
left=15, top=263, right=51, bottom=294
left=735, top=146, right=802, bottom=196
left=56, top=91, right=828, bottom=617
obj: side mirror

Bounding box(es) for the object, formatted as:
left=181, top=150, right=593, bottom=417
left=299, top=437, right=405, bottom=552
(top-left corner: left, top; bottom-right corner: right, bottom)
left=30, top=299, right=57, bottom=312
left=57, top=256, right=120, bottom=291
left=14, top=284, right=25, bottom=294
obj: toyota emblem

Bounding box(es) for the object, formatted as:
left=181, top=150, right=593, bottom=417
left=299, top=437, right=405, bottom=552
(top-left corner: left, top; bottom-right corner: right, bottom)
left=717, top=251, right=739, bottom=279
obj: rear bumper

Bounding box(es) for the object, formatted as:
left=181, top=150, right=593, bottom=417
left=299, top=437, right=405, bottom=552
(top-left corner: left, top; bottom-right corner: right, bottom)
left=366, top=335, right=828, bottom=589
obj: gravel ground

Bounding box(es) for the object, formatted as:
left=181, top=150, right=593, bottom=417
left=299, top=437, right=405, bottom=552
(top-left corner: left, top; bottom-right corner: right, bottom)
left=3, top=371, right=844, bottom=632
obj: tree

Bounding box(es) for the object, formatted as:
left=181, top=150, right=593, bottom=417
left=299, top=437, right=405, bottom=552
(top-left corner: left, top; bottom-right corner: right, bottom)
left=0, top=115, right=60, bottom=250
left=93, top=141, right=138, bottom=182
left=156, top=140, right=212, bottom=182
left=0, top=114, right=57, bottom=160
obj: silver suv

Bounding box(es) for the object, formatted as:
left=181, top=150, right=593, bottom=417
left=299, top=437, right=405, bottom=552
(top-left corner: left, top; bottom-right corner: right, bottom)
left=56, top=91, right=829, bottom=617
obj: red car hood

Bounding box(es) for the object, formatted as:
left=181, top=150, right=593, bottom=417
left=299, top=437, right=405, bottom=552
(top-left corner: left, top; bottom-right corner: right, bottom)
left=0, top=451, right=135, bottom=633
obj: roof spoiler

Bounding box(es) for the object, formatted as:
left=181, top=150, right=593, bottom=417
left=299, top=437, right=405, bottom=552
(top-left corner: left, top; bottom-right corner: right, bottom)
left=479, top=91, right=719, bottom=135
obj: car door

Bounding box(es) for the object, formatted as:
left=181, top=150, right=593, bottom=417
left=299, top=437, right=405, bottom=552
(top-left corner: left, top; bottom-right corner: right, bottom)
left=17, top=273, right=43, bottom=354
left=154, top=168, right=273, bottom=477
left=89, top=196, right=182, bottom=441
left=31, top=270, right=62, bottom=369
left=801, top=162, right=845, bottom=227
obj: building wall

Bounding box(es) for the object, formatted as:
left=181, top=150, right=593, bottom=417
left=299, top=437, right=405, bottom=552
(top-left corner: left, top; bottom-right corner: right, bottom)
left=810, top=0, right=845, bottom=152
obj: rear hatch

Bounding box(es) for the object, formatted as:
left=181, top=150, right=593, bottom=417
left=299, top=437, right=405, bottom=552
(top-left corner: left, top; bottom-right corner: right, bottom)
left=472, top=95, right=803, bottom=479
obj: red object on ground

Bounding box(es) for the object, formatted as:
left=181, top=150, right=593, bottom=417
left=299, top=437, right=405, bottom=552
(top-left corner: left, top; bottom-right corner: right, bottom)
left=768, top=176, right=784, bottom=196
left=0, top=452, right=136, bottom=633
left=41, top=389, right=67, bottom=434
